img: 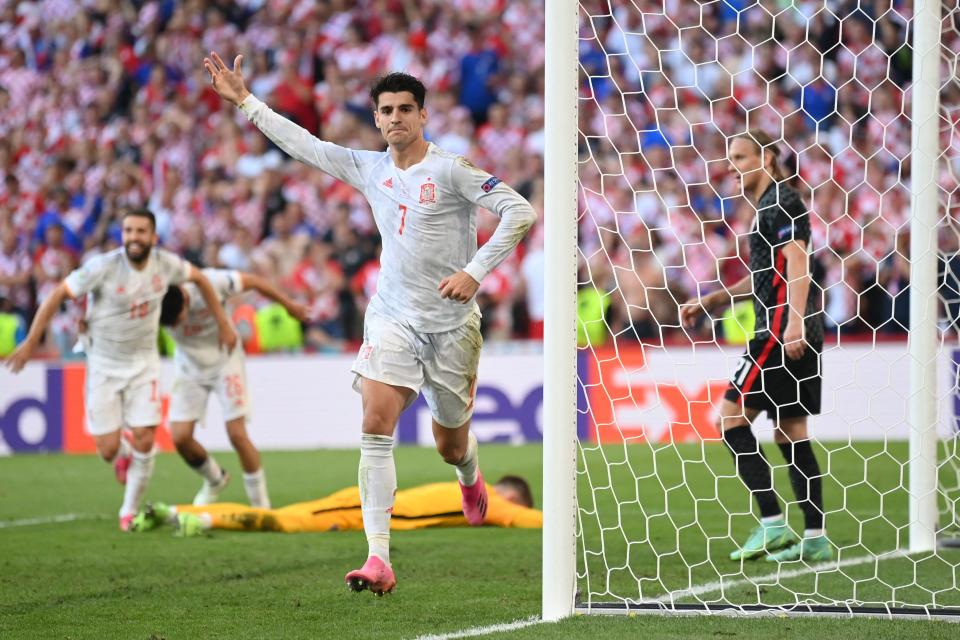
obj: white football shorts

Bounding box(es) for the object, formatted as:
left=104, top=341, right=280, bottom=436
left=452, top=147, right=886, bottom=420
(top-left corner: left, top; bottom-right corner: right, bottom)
left=85, top=365, right=162, bottom=436
left=351, top=305, right=482, bottom=428
left=168, top=348, right=251, bottom=423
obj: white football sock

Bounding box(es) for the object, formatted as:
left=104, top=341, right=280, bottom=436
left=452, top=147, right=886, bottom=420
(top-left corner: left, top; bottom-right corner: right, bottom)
left=195, top=456, right=224, bottom=485
left=455, top=431, right=479, bottom=487
left=117, top=435, right=132, bottom=461
left=359, top=434, right=396, bottom=564
left=119, top=448, right=155, bottom=517
left=243, top=469, right=271, bottom=508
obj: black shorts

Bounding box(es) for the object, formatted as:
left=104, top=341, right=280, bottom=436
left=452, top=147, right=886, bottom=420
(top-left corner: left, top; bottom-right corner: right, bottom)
left=724, top=334, right=822, bottom=419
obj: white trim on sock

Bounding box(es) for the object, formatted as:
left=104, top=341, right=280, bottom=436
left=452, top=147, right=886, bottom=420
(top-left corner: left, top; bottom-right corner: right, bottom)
left=117, top=436, right=132, bottom=460
left=761, top=515, right=785, bottom=525
left=243, top=468, right=271, bottom=509
left=196, top=456, right=223, bottom=485
left=368, top=535, right=390, bottom=564
left=455, top=431, right=479, bottom=487
left=804, top=528, right=825, bottom=538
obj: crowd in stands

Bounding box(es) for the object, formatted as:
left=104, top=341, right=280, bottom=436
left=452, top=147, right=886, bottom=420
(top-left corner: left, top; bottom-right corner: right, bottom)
left=0, top=0, right=955, bottom=359
left=0, top=0, right=547, bottom=357
left=579, top=0, right=960, bottom=344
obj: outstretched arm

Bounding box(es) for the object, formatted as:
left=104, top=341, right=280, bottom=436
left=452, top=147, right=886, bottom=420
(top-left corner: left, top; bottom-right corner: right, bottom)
left=240, top=273, right=310, bottom=322
left=202, top=51, right=370, bottom=189
left=4, top=282, right=72, bottom=373
left=187, top=266, right=238, bottom=351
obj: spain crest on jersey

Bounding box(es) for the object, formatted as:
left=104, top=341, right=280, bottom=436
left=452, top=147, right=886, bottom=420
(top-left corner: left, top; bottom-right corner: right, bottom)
left=419, top=182, right=437, bottom=204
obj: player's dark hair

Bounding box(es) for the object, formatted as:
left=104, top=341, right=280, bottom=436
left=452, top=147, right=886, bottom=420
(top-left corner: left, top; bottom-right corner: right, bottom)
left=370, top=72, right=426, bottom=109
left=495, top=475, right=535, bottom=509
left=123, top=207, right=157, bottom=230
left=734, top=129, right=784, bottom=180
left=159, top=285, right=185, bottom=327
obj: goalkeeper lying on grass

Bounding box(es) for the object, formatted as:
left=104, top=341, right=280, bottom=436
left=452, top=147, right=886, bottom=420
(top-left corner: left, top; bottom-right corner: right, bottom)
left=130, top=475, right=542, bottom=536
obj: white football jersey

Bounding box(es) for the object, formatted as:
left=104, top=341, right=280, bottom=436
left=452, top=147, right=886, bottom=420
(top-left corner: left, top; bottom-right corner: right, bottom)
left=168, top=268, right=242, bottom=380
left=65, top=247, right=191, bottom=377
left=240, top=95, right=536, bottom=333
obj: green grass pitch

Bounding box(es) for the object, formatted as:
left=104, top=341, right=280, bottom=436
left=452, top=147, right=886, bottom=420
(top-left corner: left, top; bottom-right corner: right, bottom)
left=1, top=443, right=957, bottom=639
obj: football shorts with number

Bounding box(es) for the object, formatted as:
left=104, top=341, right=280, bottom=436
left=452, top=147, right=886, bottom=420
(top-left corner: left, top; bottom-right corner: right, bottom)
left=169, top=348, right=251, bottom=423
left=350, top=305, right=482, bottom=428
left=724, top=335, right=822, bottom=419
left=85, top=365, right=162, bottom=436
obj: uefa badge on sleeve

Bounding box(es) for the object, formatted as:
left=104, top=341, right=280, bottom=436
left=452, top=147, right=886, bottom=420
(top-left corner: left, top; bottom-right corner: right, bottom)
left=481, top=176, right=501, bottom=193
left=419, top=182, right=436, bottom=205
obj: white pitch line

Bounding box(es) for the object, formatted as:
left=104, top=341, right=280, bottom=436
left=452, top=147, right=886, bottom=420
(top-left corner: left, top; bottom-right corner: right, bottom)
left=410, top=616, right=542, bottom=640
left=650, top=550, right=911, bottom=604
left=0, top=513, right=103, bottom=529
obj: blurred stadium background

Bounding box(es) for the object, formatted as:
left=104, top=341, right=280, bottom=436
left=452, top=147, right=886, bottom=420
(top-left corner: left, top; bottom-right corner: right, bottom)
left=0, top=0, right=941, bottom=356
left=2, top=0, right=960, bottom=638
left=0, top=0, right=548, bottom=356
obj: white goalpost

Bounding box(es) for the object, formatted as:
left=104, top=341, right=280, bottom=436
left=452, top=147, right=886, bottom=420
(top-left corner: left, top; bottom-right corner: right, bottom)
left=544, top=0, right=960, bottom=621
left=908, top=0, right=942, bottom=555
left=542, top=0, right=580, bottom=622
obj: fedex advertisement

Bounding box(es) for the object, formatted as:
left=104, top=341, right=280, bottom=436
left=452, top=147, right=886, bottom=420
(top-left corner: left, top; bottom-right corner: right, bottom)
left=0, top=344, right=957, bottom=455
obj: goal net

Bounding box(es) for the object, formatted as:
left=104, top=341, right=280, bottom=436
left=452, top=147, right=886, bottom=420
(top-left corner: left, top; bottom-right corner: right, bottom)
left=568, top=0, right=960, bottom=618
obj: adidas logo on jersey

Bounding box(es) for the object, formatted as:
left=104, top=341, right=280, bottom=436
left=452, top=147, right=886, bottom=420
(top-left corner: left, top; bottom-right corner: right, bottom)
left=383, top=178, right=393, bottom=188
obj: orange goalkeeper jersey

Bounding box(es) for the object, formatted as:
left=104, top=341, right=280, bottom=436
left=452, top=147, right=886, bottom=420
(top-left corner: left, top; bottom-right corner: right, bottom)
left=179, top=482, right=543, bottom=533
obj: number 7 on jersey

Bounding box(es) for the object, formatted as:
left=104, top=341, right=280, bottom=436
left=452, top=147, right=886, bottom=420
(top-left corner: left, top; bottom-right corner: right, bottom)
left=398, top=204, right=407, bottom=235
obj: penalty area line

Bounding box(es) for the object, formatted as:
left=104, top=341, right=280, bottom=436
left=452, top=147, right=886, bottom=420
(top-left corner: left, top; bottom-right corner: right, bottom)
left=0, top=513, right=106, bottom=529
left=410, top=616, right=542, bottom=640
left=650, top=550, right=911, bottom=604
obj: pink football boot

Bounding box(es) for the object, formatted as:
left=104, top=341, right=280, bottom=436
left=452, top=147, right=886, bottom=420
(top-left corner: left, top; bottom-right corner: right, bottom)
left=345, top=556, right=397, bottom=596
left=119, top=513, right=135, bottom=532
left=460, top=471, right=488, bottom=526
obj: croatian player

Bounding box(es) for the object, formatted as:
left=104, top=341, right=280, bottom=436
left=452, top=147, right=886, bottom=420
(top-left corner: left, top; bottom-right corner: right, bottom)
left=203, top=52, right=537, bottom=595
left=5, top=209, right=237, bottom=530
left=681, top=130, right=829, bottom=563
left=158, top=269, right=309, bottom=508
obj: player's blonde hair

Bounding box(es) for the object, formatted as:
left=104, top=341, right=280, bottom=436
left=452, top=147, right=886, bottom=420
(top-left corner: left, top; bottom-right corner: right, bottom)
left=733, top=129, right=784, bottom=181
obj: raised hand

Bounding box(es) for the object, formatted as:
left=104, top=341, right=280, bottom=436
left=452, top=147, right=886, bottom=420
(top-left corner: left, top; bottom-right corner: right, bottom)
left=203, top=51, right=250, bottom=106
